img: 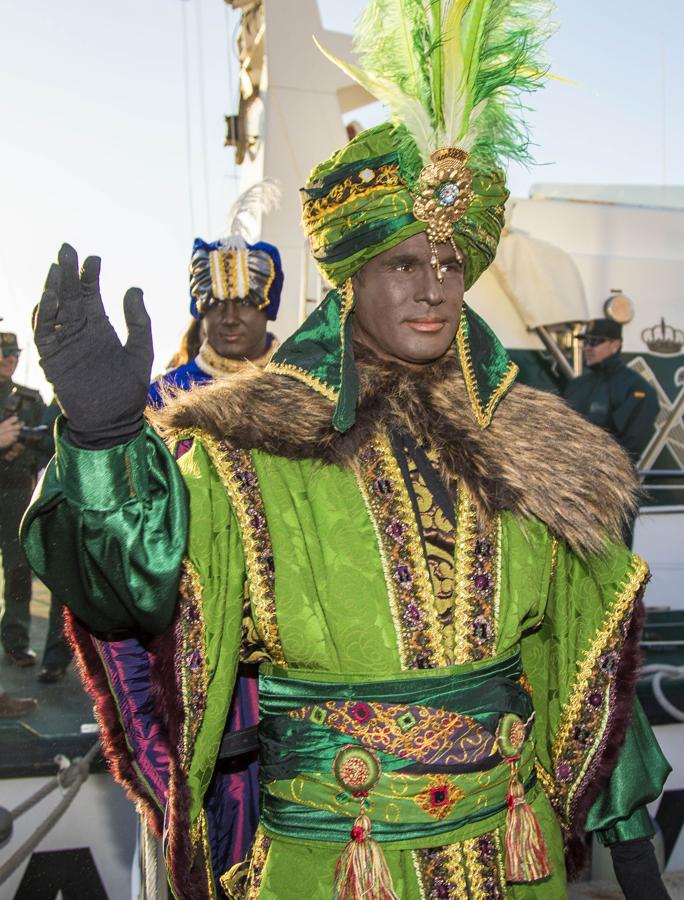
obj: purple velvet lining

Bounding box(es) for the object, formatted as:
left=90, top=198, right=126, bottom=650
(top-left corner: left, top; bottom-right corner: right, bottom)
left=94, top=637, right=171, bottom=805
left=65, top=614, right=164, bottom=836
left=205, top=666, right=261, bottom=883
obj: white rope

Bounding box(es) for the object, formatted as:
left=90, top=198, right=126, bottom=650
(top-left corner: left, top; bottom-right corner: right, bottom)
left=0, top=741, right=100, bottom=886
left=641, top=664, right=684, bottom=723
left=193, top=0, right=213, bottom=236
left=180, top=0, right=197, bottom=238
left=141, top=816, right=160, bottom=900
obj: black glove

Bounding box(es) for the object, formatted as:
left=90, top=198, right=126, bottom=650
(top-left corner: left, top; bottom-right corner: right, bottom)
left=34, top=243, right=153, bottom=449
left=610, top=838, right=671, bottom=900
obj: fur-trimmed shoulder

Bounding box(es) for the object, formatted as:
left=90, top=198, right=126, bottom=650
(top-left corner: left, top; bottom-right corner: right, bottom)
left=148, top=354, right=637, bottom=557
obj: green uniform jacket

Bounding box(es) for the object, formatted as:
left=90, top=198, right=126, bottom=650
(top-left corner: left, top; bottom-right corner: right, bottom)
left=564, top=355, right=659, bottom=464
left=21, top=353, right=669, bottom=899
left=0, top=379, right=52, bottom=489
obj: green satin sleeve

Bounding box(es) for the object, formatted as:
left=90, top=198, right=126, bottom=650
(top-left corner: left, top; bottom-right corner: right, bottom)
left=20, top=421, right=188, bottom=635
left=587, top=701, right=671, bottom=845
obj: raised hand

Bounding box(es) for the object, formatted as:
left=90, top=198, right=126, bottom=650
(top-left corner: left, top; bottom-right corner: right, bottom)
left=34, top=243, right=153, bottom=449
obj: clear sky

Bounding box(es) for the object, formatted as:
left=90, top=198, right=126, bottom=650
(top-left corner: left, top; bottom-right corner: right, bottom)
left=1, top=0, right=682, bottom=395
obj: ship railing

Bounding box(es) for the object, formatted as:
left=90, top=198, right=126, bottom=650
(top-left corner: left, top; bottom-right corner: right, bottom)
left=638, top=468, right=684, bottom=513
left=0, top=740, right=100, bottom=888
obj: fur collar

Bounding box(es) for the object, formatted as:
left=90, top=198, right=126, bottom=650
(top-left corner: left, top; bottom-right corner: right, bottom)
left=150, top=349, right=637, bottom=557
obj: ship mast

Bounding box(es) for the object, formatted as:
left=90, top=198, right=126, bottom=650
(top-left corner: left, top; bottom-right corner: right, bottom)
left=224, top=0, right=372, bottom=338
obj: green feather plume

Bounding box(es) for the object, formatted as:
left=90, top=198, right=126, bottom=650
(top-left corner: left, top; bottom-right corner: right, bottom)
left=317, top=0, right=555, bottom=169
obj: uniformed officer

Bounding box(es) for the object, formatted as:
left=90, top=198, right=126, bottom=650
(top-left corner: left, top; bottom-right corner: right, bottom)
left=565, top=319, right=659, bottom=465
left=0, top=331, right=53, bottom=666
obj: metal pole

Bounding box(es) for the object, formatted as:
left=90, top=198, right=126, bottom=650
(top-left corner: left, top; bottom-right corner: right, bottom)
left=639, top=390, right=684, bottom=473
left=534, top=326, right=575, bottom=381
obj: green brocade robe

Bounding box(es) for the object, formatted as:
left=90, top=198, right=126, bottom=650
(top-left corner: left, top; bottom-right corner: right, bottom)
left=21, top=355, right=669, bottom=899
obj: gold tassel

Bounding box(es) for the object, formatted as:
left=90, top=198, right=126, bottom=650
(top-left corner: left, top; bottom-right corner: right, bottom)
left=333, top=797, right=399, bottom=900
left=504, top=759, right=553, bottom=883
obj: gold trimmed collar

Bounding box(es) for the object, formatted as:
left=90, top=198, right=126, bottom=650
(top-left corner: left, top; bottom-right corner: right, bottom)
left=195, top=336, right=279, bottom=378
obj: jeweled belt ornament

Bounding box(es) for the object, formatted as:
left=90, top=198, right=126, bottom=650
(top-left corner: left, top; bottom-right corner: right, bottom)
left=332, top=744, right=397, bottom=899
left=497, top=713, right=553, bottom=883
left=258, top=658, right=552, bottom=898
left=412, top=148, right=474, bottom=281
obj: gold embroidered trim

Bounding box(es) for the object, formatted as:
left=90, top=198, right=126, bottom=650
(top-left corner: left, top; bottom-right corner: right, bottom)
left=177, top=560, right=209, bottom=770
left=452, top=484, right=500, bottom=664
left=302, top=163, right=403, bottom=229
left=549, top=536, right=559, bottom=583
left=535, top=761, right=557, bottom=800
left=551, top=554, right=649, bottom=817
left=259, top=254, right=276, bottom=312
left=356, top=436, right=446, bottom=670
left=195, top=337, right=278, bottom=377
left=338, top=278, right=355, bottom=401
left=179, top=429, right=286, bottom=666
left=220, top=827, right=272, bottom=900
left=190, top=810, right=216, bottom=899
left=452, top=487, right=478, bottom=664
left=415, top=844, right=469, bottom=899
left=456, top=305, right=518, bottom=428
left=463, top=829, right=506, bottom=899
left=354, top=465, right=407, bottom=669
left=265, top=362, right=339, bottom=403
left=411, top=851, right=429, bottom=900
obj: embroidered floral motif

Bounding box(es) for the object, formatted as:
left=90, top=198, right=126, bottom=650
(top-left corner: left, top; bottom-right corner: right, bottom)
left=176, top=561, right=209, bottom=770
left=548, top=556, right=649, bottom=825
left=302, top=163, right=403, bottom=230
left=290, top=699, right=496, bottom=767
left=415, top=777, right=465, bottom=821
left=404, top=448, right=457, bottom=657
left=356, top=438, right=446, bottom=670
left=452, top=486, right=501, bottom=664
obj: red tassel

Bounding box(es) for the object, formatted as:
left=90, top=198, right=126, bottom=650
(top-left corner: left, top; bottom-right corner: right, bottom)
left=333, top=800, right=398, bottom=900
left=504, top=760, right=553, bottom=883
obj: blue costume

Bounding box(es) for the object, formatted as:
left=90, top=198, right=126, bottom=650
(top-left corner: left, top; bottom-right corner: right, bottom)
left=148, top=184, right=284, bottom=407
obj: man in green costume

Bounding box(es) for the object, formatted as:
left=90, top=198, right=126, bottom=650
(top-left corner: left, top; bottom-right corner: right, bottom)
left=22, top=2, right=671, bottom=898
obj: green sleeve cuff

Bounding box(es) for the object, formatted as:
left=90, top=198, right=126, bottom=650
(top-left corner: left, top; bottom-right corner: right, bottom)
left=596, top=805, right=655, bottom=847
left=22, top=417, right=188, bottom=635
left=586, top=702, right=670, bottom=842
left=55, top=419, right=151, bottom=511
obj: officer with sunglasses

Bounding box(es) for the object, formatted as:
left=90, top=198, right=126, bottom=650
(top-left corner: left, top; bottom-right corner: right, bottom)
left=565, top=319, right=659, bottom=466
left=0, top=332, right=53, bottom=668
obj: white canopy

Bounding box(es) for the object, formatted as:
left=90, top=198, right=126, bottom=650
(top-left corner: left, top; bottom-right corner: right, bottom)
left=479, top=228, right=589, bottom=330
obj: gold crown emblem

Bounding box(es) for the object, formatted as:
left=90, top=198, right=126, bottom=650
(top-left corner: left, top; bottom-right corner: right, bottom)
left=641, top=318, right=684, bottom=355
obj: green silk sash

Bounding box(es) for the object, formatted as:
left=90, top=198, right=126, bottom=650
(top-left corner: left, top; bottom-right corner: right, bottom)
left=258, top=654, right=537, bottom=846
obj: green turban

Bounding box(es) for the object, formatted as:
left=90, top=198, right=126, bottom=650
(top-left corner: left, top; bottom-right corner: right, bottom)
left=270, top=0, right=553, bottom=432
left=301, top=122, right=508, bottom=292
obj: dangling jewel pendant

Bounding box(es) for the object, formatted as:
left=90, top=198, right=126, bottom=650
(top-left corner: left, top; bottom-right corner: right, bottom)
left=429, top=241, right=443, bottom=283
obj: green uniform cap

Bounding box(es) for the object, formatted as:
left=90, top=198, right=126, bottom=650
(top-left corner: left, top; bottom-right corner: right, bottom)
left=1, top=332, right=20, bottom=355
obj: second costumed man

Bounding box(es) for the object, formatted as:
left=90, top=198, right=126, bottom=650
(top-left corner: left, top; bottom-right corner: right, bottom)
left=149, top=182, right=284, bottom=406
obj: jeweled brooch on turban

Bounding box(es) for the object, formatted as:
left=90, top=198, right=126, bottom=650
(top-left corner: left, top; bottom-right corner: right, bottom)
left=413, top=148, right=474, bottom=243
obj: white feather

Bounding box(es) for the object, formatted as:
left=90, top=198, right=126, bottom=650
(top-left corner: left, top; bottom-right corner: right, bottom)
left=222, top=178, right=281, bottom=248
